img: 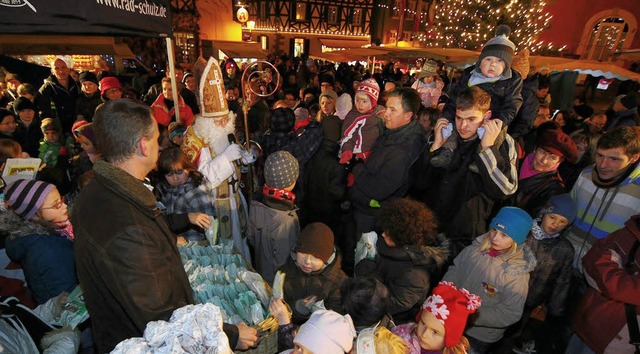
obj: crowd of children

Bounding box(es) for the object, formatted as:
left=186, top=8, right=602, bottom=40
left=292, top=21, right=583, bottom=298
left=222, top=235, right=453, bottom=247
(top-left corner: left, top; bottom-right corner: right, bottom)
left=0, top=22, right=639, bottom=354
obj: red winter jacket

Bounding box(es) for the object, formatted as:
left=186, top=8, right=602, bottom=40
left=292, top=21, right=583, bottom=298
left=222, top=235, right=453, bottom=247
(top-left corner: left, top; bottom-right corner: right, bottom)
left=150, top=94, right=194, bottom=127
left=573, top=214, right=640, bottom=353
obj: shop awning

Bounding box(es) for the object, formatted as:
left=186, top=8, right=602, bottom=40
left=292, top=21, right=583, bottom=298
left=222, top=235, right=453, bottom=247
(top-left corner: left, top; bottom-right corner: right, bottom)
left=0, top=35, right=135, bottom=56
left=212, top=40, right=267, bottom=59
left=319, top=38, right=370, bottom=49
left=547, top=60, right=640, bottom=81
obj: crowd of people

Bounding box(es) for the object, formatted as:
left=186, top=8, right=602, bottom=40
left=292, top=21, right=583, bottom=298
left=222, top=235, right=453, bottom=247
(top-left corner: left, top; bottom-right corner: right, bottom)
left=0, top=24, right=639, bottom=354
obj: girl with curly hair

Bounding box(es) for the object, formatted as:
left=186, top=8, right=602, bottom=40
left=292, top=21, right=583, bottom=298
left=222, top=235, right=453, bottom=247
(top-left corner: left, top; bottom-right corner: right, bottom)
left=354, top=198, right=449, bottom=324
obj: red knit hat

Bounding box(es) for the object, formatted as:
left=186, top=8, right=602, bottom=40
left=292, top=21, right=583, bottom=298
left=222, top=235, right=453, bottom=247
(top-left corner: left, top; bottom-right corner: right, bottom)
left=99, top=77, right=123, bottom=95
left=356, top=78, right=380, bottom=107
left=536, top=129, right=578, bottom=164
left=420, top=282, right=481, bottom=348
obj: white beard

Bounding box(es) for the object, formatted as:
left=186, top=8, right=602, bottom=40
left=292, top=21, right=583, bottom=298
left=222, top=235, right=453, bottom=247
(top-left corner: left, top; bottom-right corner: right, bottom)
left=192, top=111, right=237, bottom=155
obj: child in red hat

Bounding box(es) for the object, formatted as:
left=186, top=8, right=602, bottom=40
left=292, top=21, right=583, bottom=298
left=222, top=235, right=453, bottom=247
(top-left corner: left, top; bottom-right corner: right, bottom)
left=339, top=78, right=383, bottom=164
left=393, top=281, right=482, bottom=354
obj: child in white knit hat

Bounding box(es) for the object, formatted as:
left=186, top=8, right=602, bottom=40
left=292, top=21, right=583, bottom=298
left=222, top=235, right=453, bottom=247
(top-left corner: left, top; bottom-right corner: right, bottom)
left=279, top=310, right=356, bottom=354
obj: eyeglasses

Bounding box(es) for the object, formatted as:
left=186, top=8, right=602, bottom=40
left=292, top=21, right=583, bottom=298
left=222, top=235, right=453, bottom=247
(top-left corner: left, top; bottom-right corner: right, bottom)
left=535, top=147, right=561, bottom=163
left=42, top=199, right=65, bottom=210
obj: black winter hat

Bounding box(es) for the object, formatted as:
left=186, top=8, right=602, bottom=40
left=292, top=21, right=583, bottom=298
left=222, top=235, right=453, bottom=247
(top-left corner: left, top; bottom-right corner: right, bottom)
left=13, top=97, right=35, bottom=113
left=79, top=71, right=98, bottom=85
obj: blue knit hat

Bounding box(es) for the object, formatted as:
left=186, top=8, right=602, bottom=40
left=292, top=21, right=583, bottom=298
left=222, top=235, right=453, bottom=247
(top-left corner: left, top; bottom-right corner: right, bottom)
left=539, top=193, right=577, bottom=224
left=489, top=206, right=533, bottom=244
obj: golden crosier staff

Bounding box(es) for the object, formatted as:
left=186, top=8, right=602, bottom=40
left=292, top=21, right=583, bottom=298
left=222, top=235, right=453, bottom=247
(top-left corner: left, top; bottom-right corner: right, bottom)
left=241, top=61, right=281, bottom=199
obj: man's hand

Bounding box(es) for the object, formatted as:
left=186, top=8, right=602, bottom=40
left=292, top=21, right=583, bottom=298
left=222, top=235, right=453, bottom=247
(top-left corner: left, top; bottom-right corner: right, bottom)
left=235, top=322, right=259, bottom=350
left=431, top=118, right=450, bottom=151
left=480, top=119, right=503, bottom=151
left=188, top=213, right=211, bottom=229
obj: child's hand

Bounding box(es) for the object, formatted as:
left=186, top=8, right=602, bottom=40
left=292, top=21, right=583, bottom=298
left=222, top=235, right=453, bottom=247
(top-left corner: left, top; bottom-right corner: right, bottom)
left=480, top=119, right=503, bottom=151
left=269, top=298, right=291, bottom=325
left=188, top=212, right=211, bottom=229
left=339, top=150, right=353, bottom=164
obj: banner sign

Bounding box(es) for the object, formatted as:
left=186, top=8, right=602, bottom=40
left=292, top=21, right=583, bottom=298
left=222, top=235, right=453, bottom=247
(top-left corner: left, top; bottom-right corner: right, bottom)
left=0, top=0, right=172, bottom=37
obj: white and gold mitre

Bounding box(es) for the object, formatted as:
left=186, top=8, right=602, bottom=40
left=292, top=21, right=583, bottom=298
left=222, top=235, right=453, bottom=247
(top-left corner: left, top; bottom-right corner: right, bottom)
left=199, top=57, right=229, bottom=118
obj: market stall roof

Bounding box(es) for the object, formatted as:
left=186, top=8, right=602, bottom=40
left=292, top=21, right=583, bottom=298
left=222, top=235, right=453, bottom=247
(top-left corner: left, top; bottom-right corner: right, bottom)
left=212, top=40, right=267, bottom=59
left=0, top=35, right=135, bottom=56
left=376, top=46, right=480, bottom=62
left=546, top=60, right=640, bottom=81
left=528, top=55, right=576, bottom=69
left=614, top=49, right=640, bottom=61
left=0, top=0, right=171, bottom=37
left=319, top=38, right=370, bottom=49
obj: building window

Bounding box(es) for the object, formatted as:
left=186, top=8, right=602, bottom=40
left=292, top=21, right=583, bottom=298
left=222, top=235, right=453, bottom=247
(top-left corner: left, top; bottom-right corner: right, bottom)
left=327, top=5, right=339, bottom=25
left=389, top=30, right=398, bottom=43
left=352, top=8, right=362, bottom=26
left=392, top=0, right=400, bottom=19
left=294, top=38, right=305, bottom=57
left=295, top=2, right=307, bottom=21
left=259, top=2, right=267, bottom=21
left=174, top=31, right=196, bottom=64
left=409, top=0, right=416, bottom=13
left=585, top=18, right=628, bottom=61
left=403, top=31, right=411, bottom=42
left=260, top=35, right=269, bottom=50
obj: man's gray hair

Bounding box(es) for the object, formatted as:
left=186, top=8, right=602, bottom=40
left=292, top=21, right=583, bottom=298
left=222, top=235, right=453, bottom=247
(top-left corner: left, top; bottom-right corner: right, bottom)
left=93, top=99, right=156, bottom=164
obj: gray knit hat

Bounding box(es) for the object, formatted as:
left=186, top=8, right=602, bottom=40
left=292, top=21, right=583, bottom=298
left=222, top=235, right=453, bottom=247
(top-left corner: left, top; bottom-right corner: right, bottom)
left=264, top=151, right=299, bottom=189
left=477, top=25, right=516, bottom=74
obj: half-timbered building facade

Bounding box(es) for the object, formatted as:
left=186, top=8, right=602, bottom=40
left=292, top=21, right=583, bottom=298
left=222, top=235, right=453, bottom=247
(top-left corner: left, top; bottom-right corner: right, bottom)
left=239, top=0, right=374, bottom=57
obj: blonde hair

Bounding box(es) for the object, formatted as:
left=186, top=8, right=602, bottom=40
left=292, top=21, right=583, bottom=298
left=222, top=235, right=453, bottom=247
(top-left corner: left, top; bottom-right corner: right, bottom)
left=443, top=335, right=470, bottom=354
left=354, top=327, right=409, bottom=354
left=478, top=232, right=518, bottom=255
left=317, top=95, right=336, bottom=123
left=373, top=327, right=408, bottom=354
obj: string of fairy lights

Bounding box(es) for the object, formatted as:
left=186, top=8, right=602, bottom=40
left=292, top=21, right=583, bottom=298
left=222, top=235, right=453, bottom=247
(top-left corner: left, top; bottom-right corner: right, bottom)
left=239, top=0, right=573, bottom=54
left=378, top=0, right=565, bottom=53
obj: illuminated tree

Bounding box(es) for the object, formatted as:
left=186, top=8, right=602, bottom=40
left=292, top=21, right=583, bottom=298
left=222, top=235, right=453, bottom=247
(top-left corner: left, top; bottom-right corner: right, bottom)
left=418, top=0, right=562, bottom=53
